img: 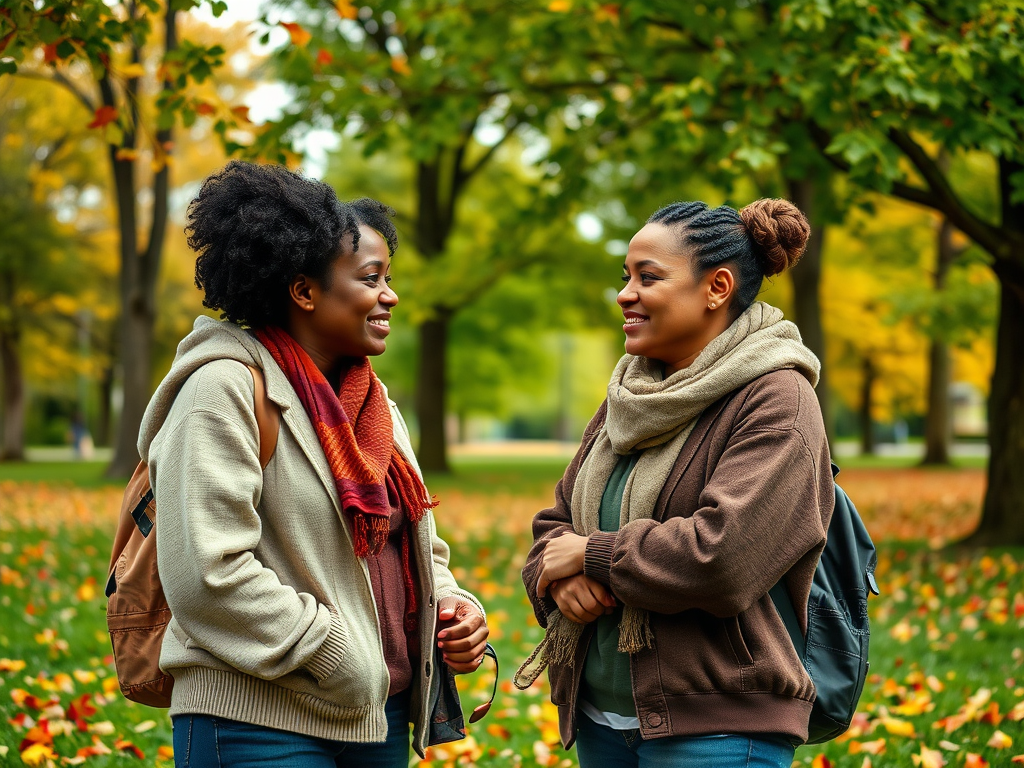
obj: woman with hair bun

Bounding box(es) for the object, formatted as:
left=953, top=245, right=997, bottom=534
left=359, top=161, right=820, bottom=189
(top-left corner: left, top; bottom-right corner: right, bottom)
left=139, top=161, right=488, bottom=767
left=519, top=199, right=832, bottom=767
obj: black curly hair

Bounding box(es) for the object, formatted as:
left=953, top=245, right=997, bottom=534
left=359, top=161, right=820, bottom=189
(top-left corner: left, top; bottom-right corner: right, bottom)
left=188, top=161, right=398, bottom=328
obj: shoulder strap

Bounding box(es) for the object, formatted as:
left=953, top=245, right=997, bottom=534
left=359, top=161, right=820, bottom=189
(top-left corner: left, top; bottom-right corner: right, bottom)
left=246, top=365, right=280, bottom=469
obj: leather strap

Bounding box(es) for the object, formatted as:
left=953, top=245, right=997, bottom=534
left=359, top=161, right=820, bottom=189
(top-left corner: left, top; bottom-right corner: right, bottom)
left=246, top=365, right=280, bottom=469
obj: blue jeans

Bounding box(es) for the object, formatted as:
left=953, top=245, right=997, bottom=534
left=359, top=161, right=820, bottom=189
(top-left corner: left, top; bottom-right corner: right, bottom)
left=575, top=712, right=795, bottom=768
left=171, top=692, right=410, bottom=768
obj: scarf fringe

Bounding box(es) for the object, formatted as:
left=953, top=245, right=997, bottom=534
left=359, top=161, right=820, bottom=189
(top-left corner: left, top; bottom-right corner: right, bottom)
left=513, top=613, right=584, bottom=690
left=618, top=606, right=654, bottom=654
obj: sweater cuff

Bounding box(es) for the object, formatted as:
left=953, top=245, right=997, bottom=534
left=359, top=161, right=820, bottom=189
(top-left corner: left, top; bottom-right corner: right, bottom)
left=584, top=531, right=618, bottom=585
left=305, top=609, right=348, bottom=683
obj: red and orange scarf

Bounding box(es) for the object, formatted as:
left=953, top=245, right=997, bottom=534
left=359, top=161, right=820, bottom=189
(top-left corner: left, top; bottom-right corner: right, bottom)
left=256, top=327, right=437, bottom=629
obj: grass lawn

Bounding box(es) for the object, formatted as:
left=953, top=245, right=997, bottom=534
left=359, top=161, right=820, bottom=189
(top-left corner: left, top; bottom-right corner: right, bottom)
left=2, top=457, right=1022, bottom=767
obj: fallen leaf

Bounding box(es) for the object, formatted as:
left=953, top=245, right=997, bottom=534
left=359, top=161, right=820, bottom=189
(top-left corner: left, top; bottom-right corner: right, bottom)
left=988, top=730, right=1013, bottom=749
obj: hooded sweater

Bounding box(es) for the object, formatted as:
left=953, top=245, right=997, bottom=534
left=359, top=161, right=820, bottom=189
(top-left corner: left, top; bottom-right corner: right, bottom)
left=139, top=317, right=482, bottom=755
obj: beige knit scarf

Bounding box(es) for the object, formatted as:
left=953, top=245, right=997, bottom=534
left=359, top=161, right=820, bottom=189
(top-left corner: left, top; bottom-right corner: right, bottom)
left=515, top=302, right=820, bottom=689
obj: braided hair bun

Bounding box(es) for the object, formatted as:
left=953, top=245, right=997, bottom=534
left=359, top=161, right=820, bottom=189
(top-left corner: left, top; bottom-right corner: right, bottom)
left=739, top=198, right=810, bottom=277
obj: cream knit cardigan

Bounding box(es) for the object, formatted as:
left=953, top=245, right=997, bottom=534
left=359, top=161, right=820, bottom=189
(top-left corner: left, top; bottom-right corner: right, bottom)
left=140, top=317, right=482, bottom=756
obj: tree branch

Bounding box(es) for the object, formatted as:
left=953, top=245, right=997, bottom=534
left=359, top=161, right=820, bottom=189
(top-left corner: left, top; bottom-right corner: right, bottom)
left=886, top=127, right=1006, bottom=256
left=459, top=118, right=519, bottom=188
left=13, top=70, right=96, bottom=113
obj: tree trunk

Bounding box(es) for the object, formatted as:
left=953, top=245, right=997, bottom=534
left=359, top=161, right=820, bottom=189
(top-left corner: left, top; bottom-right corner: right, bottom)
left=922, top=218, right=957, bottom=465
left=964, top=272, right=1024, bottom=544
left=96, top=362, right=114, bottom=447
left=859, top=356, right=875, bottom=456
left=787, top=177, right=833, bottom=444
left=105, top=150, right=149, bottom=477
left=965, top=158, right=1024, bottom=545
left=416, top=311, right=451, bottom=473
left=0, top=270, right=25, bottom=461
left=105, top=8, right=175, bottom=478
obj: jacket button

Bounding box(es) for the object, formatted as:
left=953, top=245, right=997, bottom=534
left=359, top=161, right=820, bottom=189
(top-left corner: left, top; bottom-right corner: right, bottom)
left=645, top=713, right=663, bottom=728
left=425, top=661, right=431, bottom=676
left=428, top=595, right=435, bottom=607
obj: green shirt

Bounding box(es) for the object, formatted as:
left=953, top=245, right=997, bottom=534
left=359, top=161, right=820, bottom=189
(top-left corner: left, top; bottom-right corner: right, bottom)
left=579, top=452, right=640, bottom=718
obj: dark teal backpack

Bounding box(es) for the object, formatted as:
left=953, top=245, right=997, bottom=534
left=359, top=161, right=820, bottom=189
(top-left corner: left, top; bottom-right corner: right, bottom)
left=770, top=463, right=879, bottom=744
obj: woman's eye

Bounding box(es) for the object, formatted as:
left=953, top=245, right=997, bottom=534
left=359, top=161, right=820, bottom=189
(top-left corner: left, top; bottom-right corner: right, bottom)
left=384, top=275, right=392, bottom=284
left=640, top=273, right=659, bottom=284
left=364, top=274, right=379, bottom=284
left=621, top=274, right=630, bottom=283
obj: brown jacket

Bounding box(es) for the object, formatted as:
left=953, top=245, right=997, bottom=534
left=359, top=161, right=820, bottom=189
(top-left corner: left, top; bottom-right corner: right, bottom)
left=522, top=369, right=834, bottom=747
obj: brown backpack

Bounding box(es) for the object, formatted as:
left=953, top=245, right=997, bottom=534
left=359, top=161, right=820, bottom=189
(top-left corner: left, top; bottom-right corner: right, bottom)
left=105, top=364, right=280, bottom=707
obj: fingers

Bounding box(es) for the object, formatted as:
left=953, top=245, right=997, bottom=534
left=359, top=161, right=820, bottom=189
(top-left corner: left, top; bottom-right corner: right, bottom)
left=438, top=623, right=489, bottom=655
left=550, top=575, right=616, bottom=624
left=444, top=653, right=486, bottom=675
left=435, top=597, right=490, bottom=674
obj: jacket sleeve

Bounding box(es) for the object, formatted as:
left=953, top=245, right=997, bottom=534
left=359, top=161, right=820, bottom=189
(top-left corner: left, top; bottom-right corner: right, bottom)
left=584, top=372, right=832, bottom=618
left=152, top=360, right=346, bottom=683
left=521, top=402, right=608, bottom=629
left=388, top=400, right=484, bottom=618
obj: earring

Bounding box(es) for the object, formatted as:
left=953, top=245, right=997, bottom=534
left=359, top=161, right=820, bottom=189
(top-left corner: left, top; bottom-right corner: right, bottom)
left=708, top=302, right=717, bottom=309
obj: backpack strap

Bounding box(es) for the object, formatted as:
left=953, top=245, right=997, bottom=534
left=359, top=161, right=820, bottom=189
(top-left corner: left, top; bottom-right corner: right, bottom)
left=246, top=365, right=280, bottom=469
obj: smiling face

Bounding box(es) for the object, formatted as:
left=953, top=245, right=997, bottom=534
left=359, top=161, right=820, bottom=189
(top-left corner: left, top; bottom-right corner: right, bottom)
left=618, top=223, right=734, bottom=375
left=286, top=225, right=398, bottom=376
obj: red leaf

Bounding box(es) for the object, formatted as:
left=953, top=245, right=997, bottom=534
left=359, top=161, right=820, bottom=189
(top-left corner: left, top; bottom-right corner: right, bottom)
left=87, top=106, right=118, bottom=129
left=195, top=102, right=216, bottom=116
left=316, top=49, right=333, bottom=66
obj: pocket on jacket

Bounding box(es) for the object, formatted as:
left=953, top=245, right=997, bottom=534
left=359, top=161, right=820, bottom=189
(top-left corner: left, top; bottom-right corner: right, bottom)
left=725, top=617, right=754, bottom=667
left=655, top=612, right=751, bottom=695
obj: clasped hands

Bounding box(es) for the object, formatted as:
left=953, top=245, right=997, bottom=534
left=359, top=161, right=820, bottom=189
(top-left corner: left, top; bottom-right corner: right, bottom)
left=536, top=532, right=616, bottom=624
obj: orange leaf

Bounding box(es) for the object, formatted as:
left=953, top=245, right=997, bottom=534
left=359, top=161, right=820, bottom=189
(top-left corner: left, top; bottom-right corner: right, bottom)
left=115, top=148, right=139, bottom=162
left=76, top=736, right=112, bottom=757
left=316, top=49, right=333, bottom=66
left=811, top=755, right=832, bottom=768
left=42, top=42, right=59, bottom=63
left=486, top=723, right=511, bottom=740
left=87, top=106, right=118, bottom=129
left=335, top=0, right=358, bottom=19
left=114, top=738, right=145, bottom=759
left=390, top=55, right=412, bottom=76
left=231, top=105, right=251, bottom=123
left=157, top=745, right=174, bottom=760
left=280, top=21, right=312, bottom=47
left=965, top=754, right=990, bottom=768
left=195, top=102, right=216, bottom=116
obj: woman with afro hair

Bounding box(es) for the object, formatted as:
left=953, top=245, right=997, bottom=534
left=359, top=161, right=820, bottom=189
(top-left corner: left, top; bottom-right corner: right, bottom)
left=519, top=199, right=833, bottom=767
left=138, top=161, right=488, bottom=767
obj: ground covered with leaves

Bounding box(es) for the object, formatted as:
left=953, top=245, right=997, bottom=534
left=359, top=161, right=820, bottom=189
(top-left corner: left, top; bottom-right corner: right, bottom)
left=2, top=464, right=1023, bottom=767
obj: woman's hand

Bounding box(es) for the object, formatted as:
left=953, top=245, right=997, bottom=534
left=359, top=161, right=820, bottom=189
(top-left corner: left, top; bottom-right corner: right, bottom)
left=549, top=575, right=617, bottom=624
left=436, top=596, right=489, bottom=674
left=536, top=531, right=589, bottom=598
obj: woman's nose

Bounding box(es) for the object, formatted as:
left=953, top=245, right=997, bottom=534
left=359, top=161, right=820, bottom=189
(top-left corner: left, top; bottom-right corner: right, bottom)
left=382, top=284, right=399, bottom=307
left=617, top=283, right=637, bottom=306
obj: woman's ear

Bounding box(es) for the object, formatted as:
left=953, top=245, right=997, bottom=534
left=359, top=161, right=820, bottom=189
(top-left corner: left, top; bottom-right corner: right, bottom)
left=288, top=275, right=316, bottom=312
left=706, top=266, right=735, bottom=309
